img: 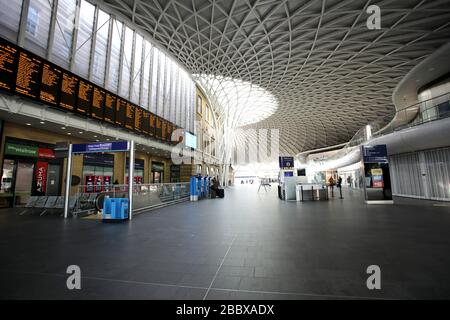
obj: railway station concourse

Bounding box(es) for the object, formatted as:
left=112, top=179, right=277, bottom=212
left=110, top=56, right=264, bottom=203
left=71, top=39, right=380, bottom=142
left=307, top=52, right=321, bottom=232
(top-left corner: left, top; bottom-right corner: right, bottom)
left=0, top=0, right=450, bottom=304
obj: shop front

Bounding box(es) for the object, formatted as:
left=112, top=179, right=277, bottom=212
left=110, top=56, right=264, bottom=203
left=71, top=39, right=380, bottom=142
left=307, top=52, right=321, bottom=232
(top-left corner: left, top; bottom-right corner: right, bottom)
left=170, top=165, right=180, bottom=182
left=151, top=162, right=165, bottom=183
left=0, top=138, right=62, bottom=207
left=126, top=158, right=145, bottom=184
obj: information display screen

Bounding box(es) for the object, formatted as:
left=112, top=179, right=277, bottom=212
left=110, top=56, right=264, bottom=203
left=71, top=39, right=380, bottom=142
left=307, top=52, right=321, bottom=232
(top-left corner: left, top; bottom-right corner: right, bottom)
left=166, top=123, right=173, bottom=144
left=149, top=113, right=156, bottom=137
left=0, top=42, right=18, bottom=91
left=161, top=119, right=167, bottom=141
left=60, top=72, right=78, bottom=111
left=125, top=102, right=135, bottom=130
left=77, top=79, right=93, bottom=115
left=115, top=98, right=126, bottom=126
left=104, top=92, right=116, bottom=124
left=91, top=86, right=105, bottom=120
left=134, top=106, right=143, bottom=133
left=155, top=116, right=162, bottom=139
left=142, top=110, right=150, bottom=134
left=40, top=63, right=62, bottom=106
left=0, top=36, right=180, bottom=144
left=15, top=51, right=42, bottom=99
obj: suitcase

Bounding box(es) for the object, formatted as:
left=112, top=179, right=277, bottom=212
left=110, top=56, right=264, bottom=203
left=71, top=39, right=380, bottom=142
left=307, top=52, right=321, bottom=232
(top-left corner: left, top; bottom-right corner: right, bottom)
left=218, top=188, right=224, bottom=198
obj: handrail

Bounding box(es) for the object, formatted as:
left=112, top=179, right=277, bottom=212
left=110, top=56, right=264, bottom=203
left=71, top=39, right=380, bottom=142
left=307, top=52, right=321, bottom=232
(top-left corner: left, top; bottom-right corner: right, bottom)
left=308, top=90, right=450, bottom=165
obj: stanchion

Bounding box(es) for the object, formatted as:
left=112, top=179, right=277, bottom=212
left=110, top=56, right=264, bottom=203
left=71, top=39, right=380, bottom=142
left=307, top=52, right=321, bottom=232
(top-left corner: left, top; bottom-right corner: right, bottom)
left=301, top=186, right=304, bottom=202
left=311, top=186, right=314, bottom=201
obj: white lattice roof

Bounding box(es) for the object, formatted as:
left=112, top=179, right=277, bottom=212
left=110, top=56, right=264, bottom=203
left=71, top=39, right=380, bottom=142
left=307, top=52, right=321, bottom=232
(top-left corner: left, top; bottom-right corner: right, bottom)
left=100, top=0, right=450, bottom=155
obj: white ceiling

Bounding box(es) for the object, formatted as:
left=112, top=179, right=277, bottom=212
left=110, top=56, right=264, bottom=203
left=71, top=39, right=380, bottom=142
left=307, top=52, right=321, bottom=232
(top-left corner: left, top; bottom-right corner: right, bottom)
left=99, top=0, right=450, bottom=155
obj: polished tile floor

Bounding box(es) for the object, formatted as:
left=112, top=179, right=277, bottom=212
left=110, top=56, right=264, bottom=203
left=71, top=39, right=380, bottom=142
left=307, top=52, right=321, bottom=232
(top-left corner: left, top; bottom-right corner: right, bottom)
left=1, top=185, right=450, bottom=299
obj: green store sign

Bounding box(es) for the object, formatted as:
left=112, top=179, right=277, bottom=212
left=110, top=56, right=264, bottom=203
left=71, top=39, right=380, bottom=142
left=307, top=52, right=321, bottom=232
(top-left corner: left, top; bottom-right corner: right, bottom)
left=4, top=143, right=38, bottom=157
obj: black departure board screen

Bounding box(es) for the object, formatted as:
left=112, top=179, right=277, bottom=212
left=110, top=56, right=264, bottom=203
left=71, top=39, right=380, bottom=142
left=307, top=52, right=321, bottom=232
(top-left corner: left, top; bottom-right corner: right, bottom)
left=149, top=113, right=156, bottom=137
left=40, top=63, right=62, bottom=105
left=60, top=72, right=78, bottom=111
left=104, top=92, right=115, bottom=124
left=0, top=41, right=18, bottom=91
left=91, top=86, right=105, bottom=120
left=142, top=110, right=150, bottom=134
left=125, top=103, right=135, bottom=130
left=15, top=51, right=42, bottom=99
left=155, top=116, right=162, bottom=139
left=77, top=80, right=92, bottom=115
left=115, top=98, right=126, bottom=126
left=0, top=36, right=181, bottom=145
left=161, top=119, right=167, bottom=141
left=166, top=122, right=173, bottom=143
left=134, top=107, right=143, bottom=133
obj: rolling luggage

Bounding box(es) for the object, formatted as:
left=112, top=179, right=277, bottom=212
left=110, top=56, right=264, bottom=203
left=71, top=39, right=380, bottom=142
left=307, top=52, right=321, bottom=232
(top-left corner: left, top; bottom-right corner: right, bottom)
left=218, top=188, right=224, bottom=198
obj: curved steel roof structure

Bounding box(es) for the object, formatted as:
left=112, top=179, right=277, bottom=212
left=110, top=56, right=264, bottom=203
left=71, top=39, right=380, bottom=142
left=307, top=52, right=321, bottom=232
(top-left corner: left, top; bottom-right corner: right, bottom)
left=100, top=0, right=450, bottom=155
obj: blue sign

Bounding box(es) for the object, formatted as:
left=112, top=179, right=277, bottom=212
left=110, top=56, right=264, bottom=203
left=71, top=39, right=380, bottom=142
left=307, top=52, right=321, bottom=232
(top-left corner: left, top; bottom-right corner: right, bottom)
left=72, top=141, right=129, bottom=153
left=279, top=156, right=294, bottom=168
left=362, top=144, right=388, bottom=163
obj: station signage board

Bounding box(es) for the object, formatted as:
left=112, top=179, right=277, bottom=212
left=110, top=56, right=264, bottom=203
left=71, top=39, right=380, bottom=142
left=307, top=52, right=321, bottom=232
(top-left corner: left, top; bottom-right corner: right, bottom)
left=72, top=141, right=129, bottom=154
left=279, top=156, right=294, bottom=168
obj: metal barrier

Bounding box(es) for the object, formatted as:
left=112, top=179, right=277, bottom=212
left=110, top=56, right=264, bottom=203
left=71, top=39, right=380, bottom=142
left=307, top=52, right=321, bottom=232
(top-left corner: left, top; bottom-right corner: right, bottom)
left=71, top=182, right=190, bottom=217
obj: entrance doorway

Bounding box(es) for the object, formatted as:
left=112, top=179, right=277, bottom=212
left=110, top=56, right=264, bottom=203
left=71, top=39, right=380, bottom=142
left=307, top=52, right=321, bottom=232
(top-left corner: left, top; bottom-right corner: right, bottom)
left=151, top=162, right=164, bottom=183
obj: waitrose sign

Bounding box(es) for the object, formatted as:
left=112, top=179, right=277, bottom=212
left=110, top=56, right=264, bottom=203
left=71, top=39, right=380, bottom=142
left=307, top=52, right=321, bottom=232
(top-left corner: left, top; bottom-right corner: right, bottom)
left=5, top=143, right=38, bottom=157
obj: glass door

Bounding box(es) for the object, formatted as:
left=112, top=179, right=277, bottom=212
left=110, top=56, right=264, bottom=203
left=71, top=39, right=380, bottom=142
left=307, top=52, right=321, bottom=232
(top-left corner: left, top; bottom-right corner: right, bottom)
left=14, top=161, right=35, bottom=206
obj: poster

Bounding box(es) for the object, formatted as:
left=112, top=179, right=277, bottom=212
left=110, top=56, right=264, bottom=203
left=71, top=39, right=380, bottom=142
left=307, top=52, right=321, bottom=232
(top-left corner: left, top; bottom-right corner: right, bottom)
left=35, top=161, right=48, bottom=195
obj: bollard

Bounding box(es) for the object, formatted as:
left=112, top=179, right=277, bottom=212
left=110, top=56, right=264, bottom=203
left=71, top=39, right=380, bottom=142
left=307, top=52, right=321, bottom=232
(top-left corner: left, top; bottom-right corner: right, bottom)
left=301, top=186, right=304, bottom=202
left=339, top=185, right=344, bottom=199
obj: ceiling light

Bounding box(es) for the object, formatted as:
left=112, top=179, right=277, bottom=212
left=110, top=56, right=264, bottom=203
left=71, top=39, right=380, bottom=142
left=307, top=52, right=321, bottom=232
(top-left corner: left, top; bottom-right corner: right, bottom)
left=26, top=123, right=31, bottom=126
left=61, top=127, right=66, bottom=130
left=40, top=121, right=45, bottom=124
left=93, top=135, right=97, bottom=138
left=79, top=131, right=83, bottom=134
left=67, top=133, right=71, bottom=135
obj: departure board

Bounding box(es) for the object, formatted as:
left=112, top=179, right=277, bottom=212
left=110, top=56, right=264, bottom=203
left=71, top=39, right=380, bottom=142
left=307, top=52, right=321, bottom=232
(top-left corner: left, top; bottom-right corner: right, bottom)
left=142, top=110, right=150, bottom=134
left=134, top=107, right=143, bottom=133
left=0, top=41, right=18, bottom=91
left=77, top=80, right=93, bottom=115
left=125, top=103, right=135, bottom=130
left=60, top=72, right=78, bottom=111
left=155, top=116, right=162, bottom=139
left=104, top=93, right=116, bottom=124
left=91, top=86, right=105, bottom=120
left=115, top=98, right=126, bottom=126
left=40, top=63, right=62, bottom=105
left=161, top=119, right=167, bottom=141
left=166, top=122, right=173, bottom=143
left=0, top=36, right=181, bottom=144
left=149, top=113, right=156, bottom=137
left=15, top=51, right=42, bottom=99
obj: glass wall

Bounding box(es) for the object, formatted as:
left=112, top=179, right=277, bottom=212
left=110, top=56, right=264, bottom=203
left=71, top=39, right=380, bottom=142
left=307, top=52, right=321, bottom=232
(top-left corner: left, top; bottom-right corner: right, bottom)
left=0, top=0, right=196, bottom=132
left=73, top=0, right=95, bottom=78
left=91, top=9, right=110, bottom=86
left=0, top=0, right=23, bottom=42
left=24, top=0, right=53, bottom=57
left=51, top=0, right=76, bottom=68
